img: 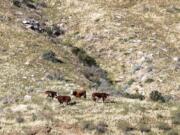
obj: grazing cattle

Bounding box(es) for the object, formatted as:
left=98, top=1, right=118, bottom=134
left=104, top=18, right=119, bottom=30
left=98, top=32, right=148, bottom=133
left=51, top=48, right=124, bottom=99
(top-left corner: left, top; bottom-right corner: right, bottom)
left=55, top=95, right=71, bottom=105
left=92, top=92, right=110, bottom=102
left=45, top=91, right=57, bottom=99
left=71, top=90, right=86, bottom=98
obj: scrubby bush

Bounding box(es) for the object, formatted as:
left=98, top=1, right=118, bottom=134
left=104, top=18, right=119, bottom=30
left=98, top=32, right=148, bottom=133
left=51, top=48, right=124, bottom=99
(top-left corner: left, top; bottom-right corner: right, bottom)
left=16, top=116, right=25, bottom=123
left=171, top=109, right=180, bottom=125
left=116, top=120, right=135, bottom=132
left=166, top=129, right=179, bottom=135
left=45, top=25, right=64, bottom=38
left=123, top=93, right=145, bottom=100
left=139, top=124, right=151, bottom=133
left=45, top=70, right=64, bottom=81
left=95, top=121, right=108, bottom=134
left=127, top=79, right=135, bottom=86
left=150, top=90, right=165, bottom=102
left=72, top=47, right=97, bottom=66
left=80, top=121, right=96, bottom=131
left=42, top=51, right=63, bottom=63
left=157, top=122, right=171, bottom=131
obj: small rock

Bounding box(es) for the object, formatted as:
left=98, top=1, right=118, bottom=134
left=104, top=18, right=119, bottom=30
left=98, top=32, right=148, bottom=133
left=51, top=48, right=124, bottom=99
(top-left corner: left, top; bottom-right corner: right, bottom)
left=132, top=64, right=141, bottom=73
left=12, top=104, right=28, bottom=112
left=1, top=96, right=15, bottom=104
left=145, top=66, right=153, bottom=72
left=22, top=18, right=46, bottom=33
left=141, top=74, right=154, bottom=83
left=96, top=122, right=108, bottom=134
left=42, top=51, right=63, bottom=63
left=24, top=95, right=32, bottom=102
left=173, top=57, right=180, bottom=62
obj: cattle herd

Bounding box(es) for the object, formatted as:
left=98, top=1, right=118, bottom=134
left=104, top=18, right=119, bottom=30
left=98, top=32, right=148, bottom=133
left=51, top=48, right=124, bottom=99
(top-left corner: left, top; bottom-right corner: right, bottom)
left=44, top=89, right=110, bottom=105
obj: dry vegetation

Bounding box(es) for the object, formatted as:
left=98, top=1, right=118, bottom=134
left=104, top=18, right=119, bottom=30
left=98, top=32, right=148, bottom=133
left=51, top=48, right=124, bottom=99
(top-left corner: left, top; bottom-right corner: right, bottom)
left=0, top=0, right=179, bottom=134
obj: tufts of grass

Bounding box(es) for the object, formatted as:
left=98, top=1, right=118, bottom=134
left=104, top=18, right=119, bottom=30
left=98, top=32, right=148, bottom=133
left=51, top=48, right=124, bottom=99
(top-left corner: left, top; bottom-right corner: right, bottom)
left=171, top=107, right=180, bottom=125
left=123, top=92, right=145, bottom=100
left=42, top=50, right=63, bottom=63
left=127, top=78, right=135, bottom=86
left=116, top=120, right=135, bottom=132
left=139, top=124, right=151, bottom=133
left=16, top=116, right=25, bottom=123
left=95, top=121, right=108, bottom=134
left=80, top=120, right=96, bottom=131
left=157, top=122, right=171, bottom=131
left=166, top=129, right=179, bottom=135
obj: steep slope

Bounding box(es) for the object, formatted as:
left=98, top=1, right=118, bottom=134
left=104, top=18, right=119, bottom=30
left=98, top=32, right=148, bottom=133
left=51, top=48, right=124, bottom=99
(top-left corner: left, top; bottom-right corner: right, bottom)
left=0, top=0, right=179, bottom=135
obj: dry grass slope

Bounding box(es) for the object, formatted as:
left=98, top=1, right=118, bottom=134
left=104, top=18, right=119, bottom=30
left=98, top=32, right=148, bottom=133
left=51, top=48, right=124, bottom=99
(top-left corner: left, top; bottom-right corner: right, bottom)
left=0, top=0, right=179, bottom=134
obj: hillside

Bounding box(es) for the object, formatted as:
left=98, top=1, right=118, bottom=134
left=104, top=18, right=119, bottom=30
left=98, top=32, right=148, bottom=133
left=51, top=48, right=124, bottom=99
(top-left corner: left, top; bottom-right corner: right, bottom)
left=0, top=0, right=179, bottom=134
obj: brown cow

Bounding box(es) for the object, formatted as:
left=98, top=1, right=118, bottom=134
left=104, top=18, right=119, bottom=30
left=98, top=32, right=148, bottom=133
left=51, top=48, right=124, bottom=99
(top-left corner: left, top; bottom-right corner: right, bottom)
left=71, top=90, right=86, bottom=98
left=92, top=92, right=110, bottom=102
left=55, top=95, right=71, bottom=105
left=45, top=91, right=57, bottom=99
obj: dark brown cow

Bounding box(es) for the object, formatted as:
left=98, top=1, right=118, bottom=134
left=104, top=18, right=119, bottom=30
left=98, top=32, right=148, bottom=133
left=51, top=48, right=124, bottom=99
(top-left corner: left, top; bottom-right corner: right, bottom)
left=92, top=92, right=110, bottom=102
left=55, top=95, right=71, bottom=105
left=72, top=90, right=86, bottom=98
left=45, top=91, right=57, bottom=99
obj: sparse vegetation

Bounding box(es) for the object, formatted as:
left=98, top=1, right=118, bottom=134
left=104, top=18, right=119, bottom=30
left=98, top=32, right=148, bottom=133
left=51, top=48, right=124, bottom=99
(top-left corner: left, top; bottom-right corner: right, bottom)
left=123, top=92, right=145, bottom=100
left=116, top=120, right=135, bottom=132
left=139, top=124, right=151, bottom=133
left=0, top=0, right=179, bottom=134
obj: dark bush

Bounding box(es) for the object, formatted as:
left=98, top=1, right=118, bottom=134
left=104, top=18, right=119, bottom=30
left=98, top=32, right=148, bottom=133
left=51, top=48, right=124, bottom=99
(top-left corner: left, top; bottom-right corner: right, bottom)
left=123, top=93, right=145, bottom=100
left=45, top=25, right=64, bottom=38
left=13, top=0, right=22, bottom=7
left=13, top=0, right=38, bottom=9
left=72, top=47, right=97, bottom=67
left=16, top=116, right=25, bottom=123
left=150, top=90, right=165, bottom=102
left=42, top=51, right=63, bottom=63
